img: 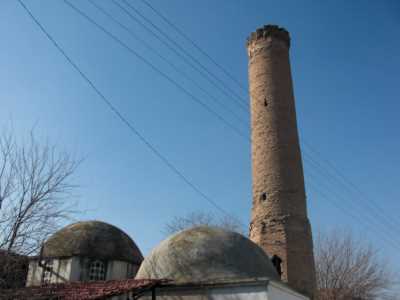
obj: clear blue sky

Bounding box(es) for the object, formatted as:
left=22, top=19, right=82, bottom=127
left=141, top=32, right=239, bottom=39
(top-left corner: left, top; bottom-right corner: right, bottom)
left=1, top=0, right=399, bottom=270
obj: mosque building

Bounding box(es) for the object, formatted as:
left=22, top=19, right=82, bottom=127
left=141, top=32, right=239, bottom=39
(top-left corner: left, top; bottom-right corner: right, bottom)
left=3, top=25, right=316, bottom=300
left=26, top=221, right=143, bottom=285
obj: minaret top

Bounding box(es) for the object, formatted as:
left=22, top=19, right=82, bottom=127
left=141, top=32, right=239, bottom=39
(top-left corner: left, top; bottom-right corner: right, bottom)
left=246, top=24, right=290, bottom=50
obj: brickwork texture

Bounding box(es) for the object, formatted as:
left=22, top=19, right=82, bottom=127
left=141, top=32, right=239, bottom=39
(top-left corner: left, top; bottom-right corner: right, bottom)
left=246, top=25, right=316, bottom=298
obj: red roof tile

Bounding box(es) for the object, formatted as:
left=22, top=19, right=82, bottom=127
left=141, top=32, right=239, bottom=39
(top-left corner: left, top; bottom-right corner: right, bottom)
left=0, top=278, right=164, bottom=300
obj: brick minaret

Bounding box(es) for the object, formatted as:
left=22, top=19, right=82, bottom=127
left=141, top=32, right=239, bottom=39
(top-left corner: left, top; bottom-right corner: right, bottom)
left=247, top=25, right=316, bottom=298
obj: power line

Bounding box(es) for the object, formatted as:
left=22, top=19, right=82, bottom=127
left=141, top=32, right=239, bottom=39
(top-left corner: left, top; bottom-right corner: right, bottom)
left=65, top=0, right=400, bottom=243
left=17, top=0, right=243, bottom=226
left=303, top=141, right=400, bottom=230
left=303, top=152, right=400, bottom=236
left=138, top=0, right=248, bottom=93
left=87, top=0, right=400, bottom=239
left=19, top=0, right=400, bottom=249
left=121, top=1, right=399, bottom=239
left=129, top=0, right=400, bottom=231
left=304, top=159, right=400, bottom=249
left=118, top=0, right=249, bottom=108
left=112, top=0, right=247, bottom=112
left=101, top=0, right=396, bottom=230
left=305, top=174, right=400, bottom=251
left=302, top=155, right=400, bottom=251
left=133, top=0, right=400, bottom=234
left=63, top=0, right=248, bottom=141
left=87, top=0, right=249, bottom=127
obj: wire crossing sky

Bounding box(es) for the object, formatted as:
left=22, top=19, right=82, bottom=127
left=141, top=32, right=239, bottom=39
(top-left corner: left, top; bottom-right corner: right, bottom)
left=1, top=0, right=399, bottom=271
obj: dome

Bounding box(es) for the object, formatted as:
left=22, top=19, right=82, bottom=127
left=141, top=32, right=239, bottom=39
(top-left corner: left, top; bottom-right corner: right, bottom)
left=136, top=226, right=279, bottom=281
left=43, top=221, right=143, bottom=264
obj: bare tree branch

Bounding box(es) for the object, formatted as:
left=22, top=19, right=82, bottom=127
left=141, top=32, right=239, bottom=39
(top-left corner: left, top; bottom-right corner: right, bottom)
left=0, top=129, right=79, bottom=258
left=164, top=211, right=245, bottom=236
left=315, top=230, right=398, bottom=300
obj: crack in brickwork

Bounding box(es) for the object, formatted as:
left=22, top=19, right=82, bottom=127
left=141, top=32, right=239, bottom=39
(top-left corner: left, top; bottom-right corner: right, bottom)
left=246, top=25, right=316, bottom=299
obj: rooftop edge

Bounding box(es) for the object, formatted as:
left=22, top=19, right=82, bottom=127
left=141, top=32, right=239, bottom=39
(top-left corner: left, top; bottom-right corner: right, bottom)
left=246, top=25, right=290, bottom=48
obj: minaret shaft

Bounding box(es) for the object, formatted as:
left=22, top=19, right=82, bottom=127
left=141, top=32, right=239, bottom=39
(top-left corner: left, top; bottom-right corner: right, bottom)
left=247, top=25, right=316, bottom=298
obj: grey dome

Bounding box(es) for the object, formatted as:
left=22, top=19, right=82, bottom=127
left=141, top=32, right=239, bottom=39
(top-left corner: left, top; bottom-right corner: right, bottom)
left=136, top=226, right=279, bottom=281
left=43, top=221, right=143, bottom=265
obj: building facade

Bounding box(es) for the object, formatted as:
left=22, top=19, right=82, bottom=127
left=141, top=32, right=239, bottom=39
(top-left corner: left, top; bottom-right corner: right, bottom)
left=136, top=226, right=308, bottom=300
left=7, top=24, right=318, bottom=300
left=26, top=221, right=143, bottom=286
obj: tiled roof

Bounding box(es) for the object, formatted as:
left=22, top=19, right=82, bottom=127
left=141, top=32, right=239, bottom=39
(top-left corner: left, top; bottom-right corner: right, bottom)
left=0, top=278, right=163, bottom=300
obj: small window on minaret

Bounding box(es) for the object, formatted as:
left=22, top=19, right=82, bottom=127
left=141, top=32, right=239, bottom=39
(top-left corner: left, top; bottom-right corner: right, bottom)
left=271, top=255, right=283, bottom=277
left=264, top=98, right=268, bottom=107
left=261, top=222, right=267, bottom=233
left=260, top=192, right=267, bottom=201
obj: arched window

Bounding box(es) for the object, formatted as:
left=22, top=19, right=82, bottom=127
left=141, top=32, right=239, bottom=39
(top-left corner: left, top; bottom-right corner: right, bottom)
left=260, top=192, right=267, bottom=201
left=88, top=260, right=106, bottom=281
left=271, top=255, right=283, bottom=277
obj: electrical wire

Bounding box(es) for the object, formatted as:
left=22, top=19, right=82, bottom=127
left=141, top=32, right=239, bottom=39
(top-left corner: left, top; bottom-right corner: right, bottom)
left=87, top=0, right=249, bottom=127
left=18, top=0, right=400, bottom=249
left=118, top=0, right=249, bottom=108
left=138, top=0, right=248, bottom=93
left=17, top=0, right=244, bottom=227
left=132, top=0, right=400, bottom=235
left=62, top=0, right=248, bottom=141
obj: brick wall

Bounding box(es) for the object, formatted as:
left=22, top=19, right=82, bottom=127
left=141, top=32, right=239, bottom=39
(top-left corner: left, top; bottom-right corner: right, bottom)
left=246, top=25, right=316, bottom=298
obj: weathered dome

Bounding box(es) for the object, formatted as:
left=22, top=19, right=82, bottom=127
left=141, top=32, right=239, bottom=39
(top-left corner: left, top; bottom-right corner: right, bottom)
left=136, top=226, right=280, bottom=281
left=43, top=221, right=143, bottom=264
